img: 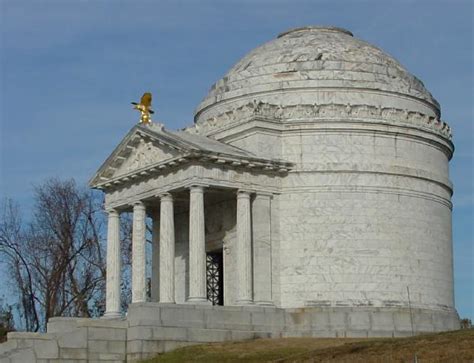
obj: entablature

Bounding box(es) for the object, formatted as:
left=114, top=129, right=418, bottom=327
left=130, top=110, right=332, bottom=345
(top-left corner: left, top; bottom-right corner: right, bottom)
left=104, top=163, right=285, bottom=210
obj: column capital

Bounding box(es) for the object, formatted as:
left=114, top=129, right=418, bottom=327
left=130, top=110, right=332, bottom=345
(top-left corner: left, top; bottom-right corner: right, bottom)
left=254, top=192, right=273, bottom=200
left=158, top=192, right=173, bottom=202
left=189, top=184, right=207, bottom=193
left=237, top=189, right=252, bottom=198
left=133, top=201, right=146, bottom=209
left=106, top=208, right=120, bottom=216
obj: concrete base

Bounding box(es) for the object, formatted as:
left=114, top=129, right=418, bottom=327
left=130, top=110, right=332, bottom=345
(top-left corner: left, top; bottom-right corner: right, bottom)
left=0, top=303, right=460, bottom=362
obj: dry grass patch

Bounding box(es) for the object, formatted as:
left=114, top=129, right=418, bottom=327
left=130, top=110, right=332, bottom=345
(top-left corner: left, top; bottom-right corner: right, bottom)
left=142, top=329, right=474, bottom=362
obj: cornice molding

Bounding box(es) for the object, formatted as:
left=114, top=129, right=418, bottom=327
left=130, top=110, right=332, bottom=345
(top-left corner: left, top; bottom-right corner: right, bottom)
left=187, top=101, right=452, bottom=141
left=95, top=154, right=292, bottom=192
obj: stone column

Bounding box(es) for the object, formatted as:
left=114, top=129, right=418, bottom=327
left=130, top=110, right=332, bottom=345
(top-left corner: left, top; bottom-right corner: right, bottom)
left=104, top=208, right=121, bottom=318
left=132, top=201, right=147, bottom=303
left=236, top=190, right=253, bottom=304
left=252, top=194, right=273, bottom=305
left=159, top=193, right=175, bottom=303
left=187, top=186, right=208, bottom=303
left=151, top=209, right=160, bottom=302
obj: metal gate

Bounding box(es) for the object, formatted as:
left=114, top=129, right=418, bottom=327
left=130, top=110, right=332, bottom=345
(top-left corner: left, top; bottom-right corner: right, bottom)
left=206, top=251, right=223, bottom=305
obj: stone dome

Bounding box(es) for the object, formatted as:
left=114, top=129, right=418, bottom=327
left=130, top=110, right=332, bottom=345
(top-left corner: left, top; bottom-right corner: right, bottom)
left=195, top=26, right=440, bottom=124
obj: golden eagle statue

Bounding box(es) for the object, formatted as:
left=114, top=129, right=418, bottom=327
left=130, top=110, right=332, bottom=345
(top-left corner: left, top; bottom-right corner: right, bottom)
left=131, top=92, right=154, bottom=124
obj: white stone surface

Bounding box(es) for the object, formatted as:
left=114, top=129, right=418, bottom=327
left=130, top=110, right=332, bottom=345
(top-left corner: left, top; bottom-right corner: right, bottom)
left=236, top=190, right=253, bottom=304
left=187, top=186, right=207, bottom=303
left=195, top=26, right=440, bottom=124
left=252, top=193, right=273, bottom=305
left=160, top=193, right=175, bottom=303
left=104, top=209, right=121, bottom=317
left=93, top=25, right=457, bottom=332
left=151, top=209, right=160, bottom=302
left=132, top=202, right=147, bottom=303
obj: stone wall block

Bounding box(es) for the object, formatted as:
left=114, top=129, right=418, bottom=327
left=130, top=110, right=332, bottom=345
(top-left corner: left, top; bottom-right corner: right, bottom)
left=88, top=327, right=126, bottom=341
left=59, top=347, right=87, bottom=360
left=347, top=311, right=371, bottom=329
left=140, top=340, right=164, bottom=354
left=127, top=327, right=153, bottom=341
left=187, top=328, right=232, bottom=342
left=393, top=311, right=413, bottom=331
left=88, top=352, right=125, bottom=361
left=328, top=311, right=348, bottom=330
left=253, top=310, right=285, bottom=328
left=414, top=311, right=434, bottom=332
left=205, top=309, right=252, bottom=330
left=161, top=306, right=205, bottom=328
left=0, top=340, right=17, bottom=355
left=33, top=338, right=58, bottom=359
left=127, top=304, right=161, bottom=323
left=371, top=311, right=395, bottom=330
left=57, top=328, right=87, bottom=349
left=152, top=327, right=187, bottom=341
left=12, top=338, right=33, bottom=349
left=285, top=310, right=312, bottom=329
left=126, top=340, right=142, bottom=354
left=107, top=340, right=126, bottom=354
left=128, top=318, right=162, bottom=328
left=310, top=311, right=330, bottom=330
left=46, top=318, right=78, bottom=333
left=6, top=348, right=36, bottom=363
left=88, top=340, right=108, bottom=353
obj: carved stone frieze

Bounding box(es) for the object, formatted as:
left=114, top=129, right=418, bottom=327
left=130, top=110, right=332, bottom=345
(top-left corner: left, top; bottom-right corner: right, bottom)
left=187, top=101, right=452, bottom=140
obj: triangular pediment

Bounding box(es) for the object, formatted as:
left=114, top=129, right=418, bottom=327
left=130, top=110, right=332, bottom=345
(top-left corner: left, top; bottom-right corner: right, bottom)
left=89, top=125, right=194, bottom=187
left=114, top=137, right=179, bottom=177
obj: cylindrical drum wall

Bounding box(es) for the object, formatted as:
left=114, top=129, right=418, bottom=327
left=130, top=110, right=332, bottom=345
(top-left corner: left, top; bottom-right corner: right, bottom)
left=278, top=122, right=454, bottom=313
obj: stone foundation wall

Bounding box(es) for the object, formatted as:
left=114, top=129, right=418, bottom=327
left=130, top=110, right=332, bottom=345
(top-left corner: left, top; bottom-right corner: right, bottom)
left=0, top=318, right=127, bottom=363
left=0, top=303, right=460, bottom=362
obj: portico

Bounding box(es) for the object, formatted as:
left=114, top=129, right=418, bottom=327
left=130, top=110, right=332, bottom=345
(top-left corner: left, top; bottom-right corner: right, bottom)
left=91, top=123, right=292, bottom=317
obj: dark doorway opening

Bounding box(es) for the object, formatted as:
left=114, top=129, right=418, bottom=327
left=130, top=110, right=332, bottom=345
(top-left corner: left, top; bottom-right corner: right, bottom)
left=206, top=250, right=224, bottom=305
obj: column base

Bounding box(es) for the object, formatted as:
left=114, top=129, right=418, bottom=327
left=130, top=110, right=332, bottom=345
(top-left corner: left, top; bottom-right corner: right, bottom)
left=235, top=299, right=254, bottom=305
left=158, top=300, right=176, bottom=304
left=186, top=297, right=212, bottom=305
left=131, top=299, right=147, bottom=304
left=102, top=311, right=122, bottom=319
left=255, top=301, right=275, bottom=307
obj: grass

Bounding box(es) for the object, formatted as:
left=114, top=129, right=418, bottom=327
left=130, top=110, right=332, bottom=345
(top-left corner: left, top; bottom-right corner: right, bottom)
left=141, top=329, right=474, bottom=362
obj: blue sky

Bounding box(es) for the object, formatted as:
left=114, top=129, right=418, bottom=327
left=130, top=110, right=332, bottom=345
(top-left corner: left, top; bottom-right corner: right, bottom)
left=1, top=0, right=472, bottom=320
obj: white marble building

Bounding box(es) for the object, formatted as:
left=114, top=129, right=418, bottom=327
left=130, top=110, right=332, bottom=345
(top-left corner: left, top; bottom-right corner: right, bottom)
left=91, top=26, right=457, bottom=319
left=0, top=25, right=460, bottom=363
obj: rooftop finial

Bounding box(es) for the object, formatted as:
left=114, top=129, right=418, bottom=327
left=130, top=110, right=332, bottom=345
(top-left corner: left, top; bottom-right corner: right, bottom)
left=131, top=92, right=154, bottom=125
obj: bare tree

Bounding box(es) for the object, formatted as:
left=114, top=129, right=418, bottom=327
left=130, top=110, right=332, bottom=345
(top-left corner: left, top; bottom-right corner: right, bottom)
left=0, top=178, right=106, bottom=331
left=0, top=199, right=39, bottom=331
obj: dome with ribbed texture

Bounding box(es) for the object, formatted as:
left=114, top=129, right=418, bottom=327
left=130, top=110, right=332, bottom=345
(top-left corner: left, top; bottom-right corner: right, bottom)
left=195, top=26, right=439, bottom=123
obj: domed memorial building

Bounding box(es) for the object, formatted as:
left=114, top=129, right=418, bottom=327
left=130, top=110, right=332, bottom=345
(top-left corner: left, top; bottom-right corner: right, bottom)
left=0, top=26, right=459, bottom=362
left=91, top=25, right=458, bottom=333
